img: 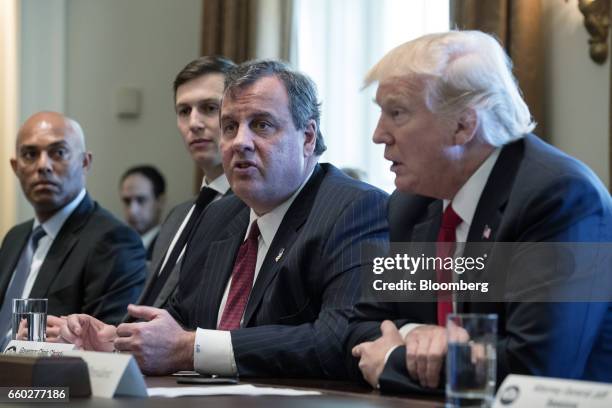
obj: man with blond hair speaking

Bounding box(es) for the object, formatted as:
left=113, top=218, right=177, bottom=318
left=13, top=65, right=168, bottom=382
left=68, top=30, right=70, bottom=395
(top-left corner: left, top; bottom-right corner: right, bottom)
left=348, top=31, right=612, bottom=392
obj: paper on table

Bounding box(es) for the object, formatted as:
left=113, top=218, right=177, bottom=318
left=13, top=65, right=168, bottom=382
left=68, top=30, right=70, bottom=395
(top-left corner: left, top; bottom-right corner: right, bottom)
left=147, top=384, right=321, bottom=398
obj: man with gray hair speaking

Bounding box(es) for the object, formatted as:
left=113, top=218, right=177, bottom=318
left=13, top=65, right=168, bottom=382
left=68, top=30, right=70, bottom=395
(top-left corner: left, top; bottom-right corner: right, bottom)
left=71, top=60, right=389, bottom=379
left=348, top=30, right=612, bottom=392
left=0, top=111, right=146, bottom=347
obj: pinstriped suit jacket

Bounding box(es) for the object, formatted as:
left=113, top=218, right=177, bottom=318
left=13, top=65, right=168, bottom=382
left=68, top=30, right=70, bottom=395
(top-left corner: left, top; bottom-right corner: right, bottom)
left=167, top=163, right=389, bottom=378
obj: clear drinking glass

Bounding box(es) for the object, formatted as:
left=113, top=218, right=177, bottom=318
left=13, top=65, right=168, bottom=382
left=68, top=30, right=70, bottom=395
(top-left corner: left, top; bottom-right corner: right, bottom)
left=12, top=298, right=47, bottom=342
left=446, top=313, right=497, bottom=407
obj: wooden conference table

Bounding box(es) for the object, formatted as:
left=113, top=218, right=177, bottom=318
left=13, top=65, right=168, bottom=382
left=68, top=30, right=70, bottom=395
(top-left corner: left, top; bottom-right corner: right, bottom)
left=2, top=376, right=445, bottom=408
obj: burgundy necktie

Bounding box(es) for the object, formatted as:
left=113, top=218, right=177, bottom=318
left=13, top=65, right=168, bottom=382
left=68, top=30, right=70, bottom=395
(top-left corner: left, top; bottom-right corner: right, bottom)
left=436, top=204, right=462, bottom=326
left=218, top=221, right=260, bottom=331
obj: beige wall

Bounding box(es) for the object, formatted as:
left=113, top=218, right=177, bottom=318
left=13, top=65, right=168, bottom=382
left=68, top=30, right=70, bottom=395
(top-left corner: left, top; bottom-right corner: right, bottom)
left=0, top=0, right=18, bottom=238
left=65, top=0, right=203, bottom=220
left=15, top=0, right=203, bottom=225
left=542, top=0, right=610, bottom=188
left=17, top=0, right=68, bottom=224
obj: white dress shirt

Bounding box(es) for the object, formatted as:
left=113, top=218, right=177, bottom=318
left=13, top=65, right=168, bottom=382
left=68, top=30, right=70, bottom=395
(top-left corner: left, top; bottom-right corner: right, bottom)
left=194, top=169, right=315, bottom=376
left=141, top=225, right=161, bottom=252
left=157, top=174, right=230, bottom=275
left=20, top=189, right=87, bottom=298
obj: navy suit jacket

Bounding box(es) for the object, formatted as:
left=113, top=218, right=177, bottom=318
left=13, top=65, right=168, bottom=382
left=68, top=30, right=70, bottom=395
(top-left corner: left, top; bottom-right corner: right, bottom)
left=134, top=200, right=194, bottom=311
left=168, top=163, right=389, bottom=378
left=347, top=134, right=612, bottom=392
left=133, top=189, right=233, bottom=315
left=0, top=193, right=147, bottom=326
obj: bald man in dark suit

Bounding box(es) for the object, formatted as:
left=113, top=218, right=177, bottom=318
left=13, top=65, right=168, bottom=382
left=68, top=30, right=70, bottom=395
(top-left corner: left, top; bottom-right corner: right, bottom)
left=0, top=112, right=145, bottom=348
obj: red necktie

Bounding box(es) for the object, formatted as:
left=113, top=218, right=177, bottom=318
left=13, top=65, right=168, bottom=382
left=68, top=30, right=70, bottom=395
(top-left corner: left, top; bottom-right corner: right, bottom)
left=218, top=221, right=260, bottom=331
left=436, top=204, right=462, bottom=326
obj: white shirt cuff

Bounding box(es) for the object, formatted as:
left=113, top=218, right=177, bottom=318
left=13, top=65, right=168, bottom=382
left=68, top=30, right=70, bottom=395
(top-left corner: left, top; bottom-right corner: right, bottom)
left=377, top=344, right=402, bottom=389
left=399, top=323, right=423, bottom=339
left=383, top=345, right=400, bottom=365
left=377, top=325, right=423, bottom=389
left=193, top=328, right=237, bottom=376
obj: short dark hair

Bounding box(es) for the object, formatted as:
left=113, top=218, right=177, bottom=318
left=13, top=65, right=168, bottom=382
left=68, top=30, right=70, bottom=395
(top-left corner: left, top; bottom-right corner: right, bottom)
left=224, top=60, right=327, bottom=156
left=120, top=165, right=166, bottom=198
left=173, top=56, right=236, bottom=99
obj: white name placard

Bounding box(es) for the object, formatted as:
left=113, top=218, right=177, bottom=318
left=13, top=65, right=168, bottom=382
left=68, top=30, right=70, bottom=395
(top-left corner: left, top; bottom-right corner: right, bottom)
left=3, top=340, right=76, bottom=356
left=494, top=374, right=612, bottom=408
left=63, top=350, right=147, bottom=398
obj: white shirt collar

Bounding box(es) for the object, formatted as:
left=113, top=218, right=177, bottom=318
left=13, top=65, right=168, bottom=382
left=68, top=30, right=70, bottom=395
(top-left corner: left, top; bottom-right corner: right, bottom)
left=246, top=167, right=315, bottom=247
left=33, top=188, right=87, bottom=240
left=201, top=173, right=230, bottom=196
left=443, top=148, right=501, bottom=228
left=141, top=224, right=161, bottom=249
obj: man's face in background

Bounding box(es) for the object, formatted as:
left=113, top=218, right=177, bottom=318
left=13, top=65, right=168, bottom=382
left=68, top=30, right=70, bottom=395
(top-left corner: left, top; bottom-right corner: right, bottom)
left=120, top=173, right=163, bottom=235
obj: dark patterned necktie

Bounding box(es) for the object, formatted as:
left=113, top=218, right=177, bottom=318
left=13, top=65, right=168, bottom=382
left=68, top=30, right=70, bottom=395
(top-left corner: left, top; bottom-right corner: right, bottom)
left=218, top=221, right=260, bottom=331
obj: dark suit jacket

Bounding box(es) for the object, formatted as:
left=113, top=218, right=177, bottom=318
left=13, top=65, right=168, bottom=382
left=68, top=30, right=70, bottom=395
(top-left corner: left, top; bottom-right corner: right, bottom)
left=145, top=231, right=160, bottom=261
left=168, top=163, right=389, bottom=378
left=135, top=200, right=193, bottom=310
left=347, top=134, right=612, bottom=392
left=0, top=193, right=147, bottom=326
left=133, top=189, right=233, bottom=314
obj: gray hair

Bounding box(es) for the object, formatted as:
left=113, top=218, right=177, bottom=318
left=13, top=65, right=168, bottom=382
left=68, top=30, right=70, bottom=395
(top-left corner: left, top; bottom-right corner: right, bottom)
left=365, top=30, right=535, bottom=146
left=224, top=59, right=327, bottom=155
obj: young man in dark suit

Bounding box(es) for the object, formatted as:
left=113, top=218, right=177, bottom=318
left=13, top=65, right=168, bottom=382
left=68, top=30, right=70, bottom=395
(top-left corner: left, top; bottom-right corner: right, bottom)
left=70, top=60, right=389, bottom=378
left=58, top=56, right=236, bottom=342
left=0, top=111, right=146, bottom=347
left=134, top=56, right=235, bottom=311
left=348, top=30, right=612, bottom=391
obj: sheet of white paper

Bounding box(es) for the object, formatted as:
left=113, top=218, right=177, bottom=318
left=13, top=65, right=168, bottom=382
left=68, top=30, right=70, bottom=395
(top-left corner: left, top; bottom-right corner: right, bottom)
left=147, top=384, right=321, bottom=397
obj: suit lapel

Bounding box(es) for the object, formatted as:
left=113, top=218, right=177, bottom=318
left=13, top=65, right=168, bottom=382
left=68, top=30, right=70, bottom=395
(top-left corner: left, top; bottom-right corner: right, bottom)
left=29, top=195, right=94, bottom=298
left=152, top=264, right=180, bottom=308
left=200, top=208, right=249, bottom=328
left=387, top=195, right=440, bottom=321
left=242, top=165, right=324, bottom=326
left=407, top=200, right=442, bottom=284
left=143, top=190, right=234, bottom=307
left=0, top=223, right=32, bottom=304
left=466, top=140, right=523, bottom=245
left=411, top=200, right=442, bottom=243
left=137, top=203, right=192, bottom=305
left=461, top=140, right=523, bottom=312
left=152, top=205, right=191, bottom=272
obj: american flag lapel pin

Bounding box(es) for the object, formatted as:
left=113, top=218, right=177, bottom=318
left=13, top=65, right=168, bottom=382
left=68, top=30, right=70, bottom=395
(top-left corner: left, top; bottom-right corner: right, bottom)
left=275, top=248, right=285, bottom=262
left=482, top=225, right=492, bottom=239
